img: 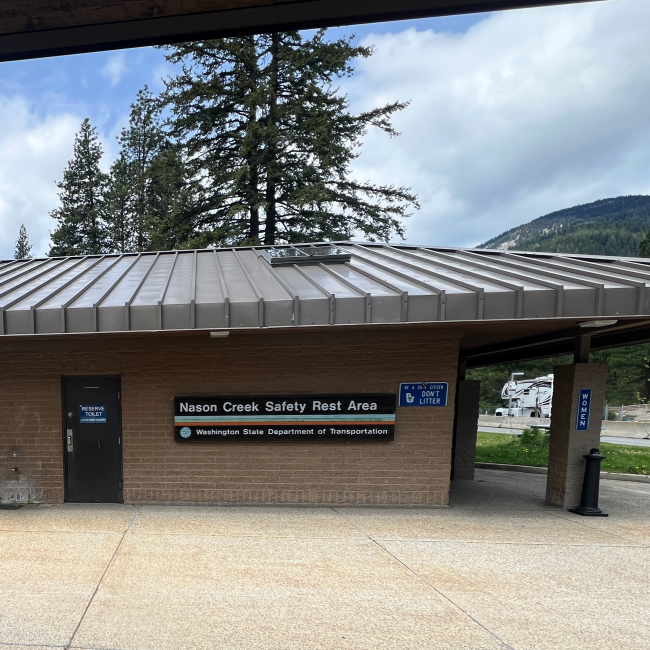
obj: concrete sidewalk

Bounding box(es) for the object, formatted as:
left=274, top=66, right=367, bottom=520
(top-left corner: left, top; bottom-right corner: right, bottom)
left=0, top=472, right=648, bottom=649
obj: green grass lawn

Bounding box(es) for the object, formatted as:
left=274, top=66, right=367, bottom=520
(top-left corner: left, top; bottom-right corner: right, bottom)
left=476, top=430, right=650, bottom=475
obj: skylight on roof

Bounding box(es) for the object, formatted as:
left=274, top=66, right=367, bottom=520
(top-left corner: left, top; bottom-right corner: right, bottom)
left=261, top=245, right=351, bottom=266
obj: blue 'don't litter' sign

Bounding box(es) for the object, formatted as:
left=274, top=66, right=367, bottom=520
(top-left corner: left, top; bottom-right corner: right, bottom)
left=576, top=389, right=591, bottom=430
left=399, top=383, right=448, bottom=407
left=80, top=404, right=107, bottom=424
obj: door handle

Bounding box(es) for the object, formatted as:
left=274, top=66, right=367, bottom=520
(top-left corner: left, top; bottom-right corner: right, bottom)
left=67, top=429, right=74, bottom=452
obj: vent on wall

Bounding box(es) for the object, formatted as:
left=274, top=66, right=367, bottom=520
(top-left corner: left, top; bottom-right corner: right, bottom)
left=261, top=245, right=351, bottom=266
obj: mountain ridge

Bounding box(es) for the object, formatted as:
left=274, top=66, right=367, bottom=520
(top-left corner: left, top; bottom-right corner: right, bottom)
left=479, top=196, right=650, bottom=256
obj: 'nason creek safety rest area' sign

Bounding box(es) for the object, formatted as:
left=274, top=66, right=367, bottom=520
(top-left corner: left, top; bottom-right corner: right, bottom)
left=174, top=394, right=398, bottom=442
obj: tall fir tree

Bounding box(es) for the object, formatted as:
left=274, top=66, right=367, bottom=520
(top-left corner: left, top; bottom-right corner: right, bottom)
left=160, top=31, right=418, bottom=247
left=104, top=87, right=193, bottom=252
left=147, top=142, right=196, bottom=251
left=639, top=229, right=650, bottom=257
left=50, top=118, right=109, bottom=256
left=105, top=153, right=134, bottom=253
left=14, top=224, right=33, bottom=259
left=117, top=87, right=163, bottom=251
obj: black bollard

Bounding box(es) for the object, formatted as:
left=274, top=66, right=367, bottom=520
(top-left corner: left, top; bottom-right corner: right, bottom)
left=569, top=448, right=608, bottom=517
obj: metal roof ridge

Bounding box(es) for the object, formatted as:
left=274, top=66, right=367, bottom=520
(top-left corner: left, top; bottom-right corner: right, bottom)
left=318, top=263, right=370, bottom=323
left=157, top=251, right=179, bottom=330
left=0, top=257, right=57, bottom=292
left=211, top=250, right=230, bottom=329
left=0, top=257, right=77, bottom=334
left=255, top=251, right=299, bottom=327
left=26, top=256, right=108, bottom=334
left=7, top=241, right=650, bottom=265
left=344, top=261, right=408, bottom=322
left=60, top=255, right=126, bottom=333
left=231, top=249, right=264, bottom=327
left=351, top=245, right=481, bottom=318
left=123, top=254, right=158, bottom=331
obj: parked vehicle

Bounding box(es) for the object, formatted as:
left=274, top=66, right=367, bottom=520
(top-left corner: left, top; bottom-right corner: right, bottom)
left=494, top=375, right=553, bottom=417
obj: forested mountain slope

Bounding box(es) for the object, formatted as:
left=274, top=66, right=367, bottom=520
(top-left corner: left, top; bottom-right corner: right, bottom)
left=479, top=196, right=650, bottom=256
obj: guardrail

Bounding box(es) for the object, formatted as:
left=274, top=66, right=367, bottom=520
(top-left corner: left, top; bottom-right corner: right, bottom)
left=478, top=415, right=650, bottom=439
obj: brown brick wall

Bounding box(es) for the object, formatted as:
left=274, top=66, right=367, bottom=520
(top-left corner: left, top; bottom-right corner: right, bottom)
left=545, top=362, right=607, bottom=508
left=0, top=328, right=460, bottom=506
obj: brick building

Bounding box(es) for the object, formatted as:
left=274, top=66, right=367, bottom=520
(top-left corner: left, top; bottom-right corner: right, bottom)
left=1, top=243, right=648, bottom=508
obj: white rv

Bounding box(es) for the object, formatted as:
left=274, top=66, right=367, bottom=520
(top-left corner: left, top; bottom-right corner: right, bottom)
left=494, top=374, right=553, bottom=418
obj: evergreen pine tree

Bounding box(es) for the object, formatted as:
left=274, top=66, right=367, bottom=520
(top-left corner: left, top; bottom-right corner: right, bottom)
left=147, top=143, right=196, bottom=251
left=14, top=224, right=33, bottom=259
left=49, top=118, right=109, bottom=256
left=591, top=345, right=650, bottom=404
left=105, top=153, right=134, bottom=253
left=639, top=229, right=650, bottom=257
left=105, top=87, right=192, bottom=252
left=118, top=87, right=163, bottom=251
left=160, top=31, right=418, bottom=247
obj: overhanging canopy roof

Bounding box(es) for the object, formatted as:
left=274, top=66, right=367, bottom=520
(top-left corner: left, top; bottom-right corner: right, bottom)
left=2, top=242, right=650, bottom=347
left=0, top=0, right=603, bottom=62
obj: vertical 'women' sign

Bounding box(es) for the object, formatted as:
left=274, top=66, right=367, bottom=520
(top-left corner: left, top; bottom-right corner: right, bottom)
left=576, top=389, right=591, bottom=430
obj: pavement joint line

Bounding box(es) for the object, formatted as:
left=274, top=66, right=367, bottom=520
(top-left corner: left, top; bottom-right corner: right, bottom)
left=372, top=538, right=647, bottom=547
left=544, top=510, right=650, bottom=548
left=122, top=530, right=642, bottom=546
left=0, top=530, right=129, bottom=535
left=64, top=506, right=140, bottom=650
left=125, top=531, right=367, bottom=539
left=331, top=508, right=517, bottom=650
left=0, top=641, right=65, bottom=648
left=33, top=528, right=643, bottom=546
left=68, top=646, right=126, bottom=650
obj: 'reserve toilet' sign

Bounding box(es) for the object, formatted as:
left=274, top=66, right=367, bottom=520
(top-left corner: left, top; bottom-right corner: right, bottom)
left=79, top=404, right=107, bottom=423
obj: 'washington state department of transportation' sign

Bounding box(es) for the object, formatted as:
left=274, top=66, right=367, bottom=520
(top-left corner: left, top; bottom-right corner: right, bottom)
left=174, top=394, right=396, bottom=441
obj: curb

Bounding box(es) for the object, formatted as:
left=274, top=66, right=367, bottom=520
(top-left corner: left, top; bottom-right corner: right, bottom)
left=475, top=462, right=650, bottom=484
left=476, top=462, right=547, bottom=475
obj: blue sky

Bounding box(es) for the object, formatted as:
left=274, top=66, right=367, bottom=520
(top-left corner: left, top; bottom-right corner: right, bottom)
left=2, top=0, right=649, bottom=259
left=0, top=13, right=487, bottom=150
left=0, top=11, right=491, bottom=258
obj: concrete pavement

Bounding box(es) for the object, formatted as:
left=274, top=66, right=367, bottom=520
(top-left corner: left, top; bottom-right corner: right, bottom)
left=0, top=472, right=648, bottom=649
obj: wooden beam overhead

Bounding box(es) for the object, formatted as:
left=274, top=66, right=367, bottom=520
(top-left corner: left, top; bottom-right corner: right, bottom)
left=0, top=0, right=603, bottom=62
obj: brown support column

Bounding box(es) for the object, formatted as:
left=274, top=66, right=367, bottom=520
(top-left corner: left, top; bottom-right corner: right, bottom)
left=452, top=380, right=481, bottom=480
left=545, top=363, right=607, bottom=508
left=574, top=333, right=592, bottom=364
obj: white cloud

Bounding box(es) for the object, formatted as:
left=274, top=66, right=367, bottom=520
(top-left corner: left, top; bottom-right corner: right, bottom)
left=0, top=97, right=82, bottom=258
left=151, top=60, right=175, bottom=91
left=345, top=0, right=650, bottom=246
left=102, top=52, right=127, bottom=86
left=0, top=98, right=112, bottom=259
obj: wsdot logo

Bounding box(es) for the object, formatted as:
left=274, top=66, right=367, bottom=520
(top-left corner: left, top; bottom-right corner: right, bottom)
left=180, top=427, right=192, bottom=439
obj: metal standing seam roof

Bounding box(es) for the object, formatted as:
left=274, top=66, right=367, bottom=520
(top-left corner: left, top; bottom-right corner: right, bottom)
left=1, top=242, right=650, bottom=336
